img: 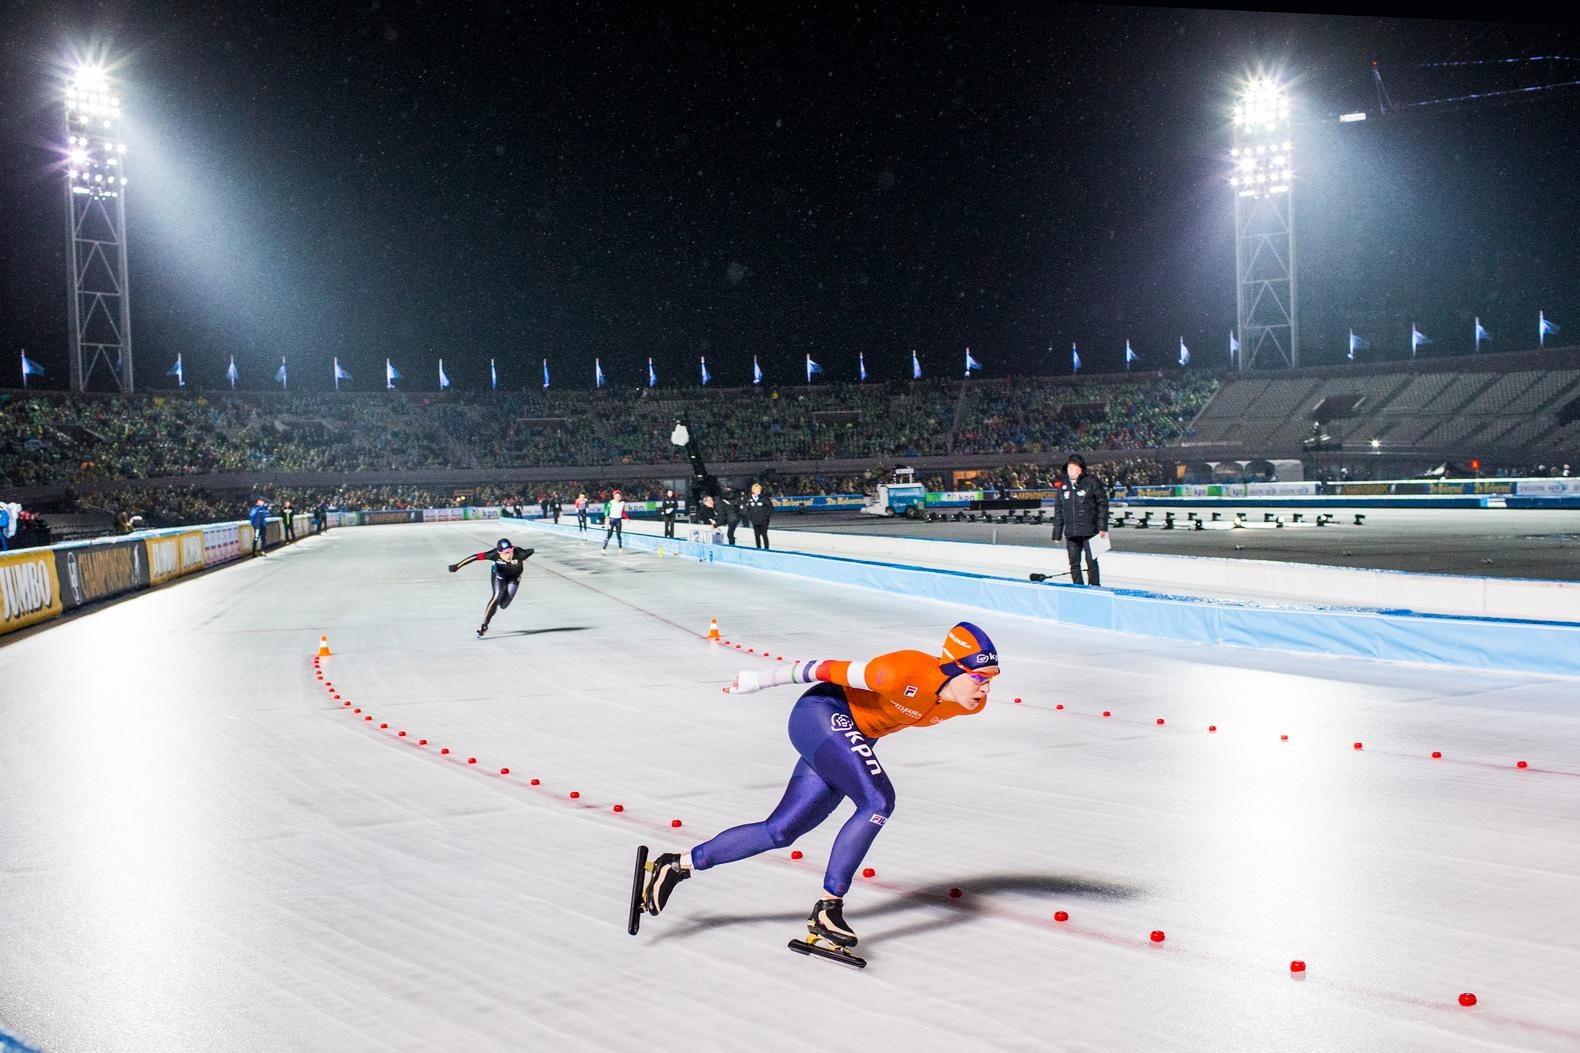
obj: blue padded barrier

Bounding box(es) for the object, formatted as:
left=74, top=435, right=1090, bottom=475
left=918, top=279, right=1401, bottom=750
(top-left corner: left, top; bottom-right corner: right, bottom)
left=510, top=518, right=1580, bottom=678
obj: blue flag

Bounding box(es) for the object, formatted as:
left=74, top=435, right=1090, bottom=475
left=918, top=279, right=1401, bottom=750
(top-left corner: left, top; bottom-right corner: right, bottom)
left=439, top=359, right=451, bottom=390
left=226, top=355, right=239, bottom=388
left=167, top=353, right=184, bottom=387
left=543, top=359, right=550, bottom=389
left=1348, top=330, right=1370, bottom=360
left=859, top=352, right=867, bottom=382
left=333, top=358, right=351, bottom=390
left=648, top=357, right=657, bottom=388
left=595, top=358, right=605, bottom=388
left=964, top=348, right=983, bottom=376
left=1072, top=343, right=1081, bottom=373
left=386, top=359, right=402, bottom=390
left=1178, top=338, right=1190, bottom=367
left=1125, top=340, right=1137, bottom=368
left=700, top=356, right=710, bottom=385
left=806, top=355, right=822, bottom=383
left=20, top=351, right=44, bottom=387
left=490, top=358, right=498, bottom=390
left=1411, top=326, right=1432, bottom=355
left=753, top=356, right=763, bottom=385
left=1474, top=318, right=1490, bottom=351
left=911, top=350, right=921, bottom=380
left=1540, top=311, right=1560, bottom=346
left=276, top=357, right=287, bottom=388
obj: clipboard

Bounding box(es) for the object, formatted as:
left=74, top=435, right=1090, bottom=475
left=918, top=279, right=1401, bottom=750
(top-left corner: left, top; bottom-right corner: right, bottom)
left=1086, top=533, right=1112, bottom=559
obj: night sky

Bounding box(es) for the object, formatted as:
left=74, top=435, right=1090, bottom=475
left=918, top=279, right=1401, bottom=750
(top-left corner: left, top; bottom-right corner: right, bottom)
left=0, top=2, right=1576, bottom=391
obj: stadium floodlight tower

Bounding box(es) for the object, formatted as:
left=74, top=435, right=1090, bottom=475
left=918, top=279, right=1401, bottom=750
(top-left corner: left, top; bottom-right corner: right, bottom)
left=1230, top=77, right=1298, bottom=371
left=63, top=66, right=134, bottom=392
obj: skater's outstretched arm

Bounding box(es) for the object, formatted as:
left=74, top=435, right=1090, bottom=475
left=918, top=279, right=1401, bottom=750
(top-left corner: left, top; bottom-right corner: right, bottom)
left=723, top=655, right=902, bottom=695
left=448, top=551, right=492, bottom=572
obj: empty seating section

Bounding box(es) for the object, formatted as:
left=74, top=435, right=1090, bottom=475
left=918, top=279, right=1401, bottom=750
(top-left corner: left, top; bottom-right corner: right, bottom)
left=1184, top=357, right=1578, bottom=458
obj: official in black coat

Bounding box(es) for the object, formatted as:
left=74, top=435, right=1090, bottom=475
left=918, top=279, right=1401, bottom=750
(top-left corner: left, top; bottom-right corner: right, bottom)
left=660, top=489, right=679, bottom=538
left=743, top=483, right=774, bottom=549
left=1050, top=454, right=1108, bottom=586
left=722, top=490, right=743, bottom=546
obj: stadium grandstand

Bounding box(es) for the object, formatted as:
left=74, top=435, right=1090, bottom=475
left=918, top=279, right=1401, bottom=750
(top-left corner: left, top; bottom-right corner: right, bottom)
left=4, top=347, right=1576, bottom=543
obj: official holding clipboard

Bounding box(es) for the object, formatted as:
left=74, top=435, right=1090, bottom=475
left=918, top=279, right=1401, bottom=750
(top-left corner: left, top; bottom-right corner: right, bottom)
left=1049, top=453, right=1109, bottom=586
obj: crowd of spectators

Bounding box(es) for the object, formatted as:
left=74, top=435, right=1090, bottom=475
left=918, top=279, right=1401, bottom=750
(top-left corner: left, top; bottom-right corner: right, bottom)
left=2, top=375, right=1216, bottom=488
left=21, top=456, right=1170, bottom=536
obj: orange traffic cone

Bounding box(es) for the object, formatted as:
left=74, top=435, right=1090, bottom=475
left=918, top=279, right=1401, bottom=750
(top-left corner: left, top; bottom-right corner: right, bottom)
left=316, top=634, right=334, bottom=657
left=707, top=618, right=721, bottom=641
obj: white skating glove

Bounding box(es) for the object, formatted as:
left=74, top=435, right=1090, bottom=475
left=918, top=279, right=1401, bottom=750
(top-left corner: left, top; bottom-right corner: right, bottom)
left=723, top=670, right=765, bottom=694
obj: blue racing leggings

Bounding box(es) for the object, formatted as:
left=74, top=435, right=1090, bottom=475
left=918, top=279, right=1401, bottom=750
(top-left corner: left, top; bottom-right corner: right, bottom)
left=690, top=684, right=896, bottom=897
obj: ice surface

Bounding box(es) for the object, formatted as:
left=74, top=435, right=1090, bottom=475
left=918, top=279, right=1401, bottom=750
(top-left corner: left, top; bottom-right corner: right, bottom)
left=2, top=523, right=1578, bottom=1051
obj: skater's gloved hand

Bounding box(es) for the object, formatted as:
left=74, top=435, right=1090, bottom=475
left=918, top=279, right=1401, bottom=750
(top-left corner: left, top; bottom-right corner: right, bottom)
left=447, top=564, right=458, bottom=572
left=523, top=548, right=535, bottom=558
left=723, top=670, right=765, bottom=694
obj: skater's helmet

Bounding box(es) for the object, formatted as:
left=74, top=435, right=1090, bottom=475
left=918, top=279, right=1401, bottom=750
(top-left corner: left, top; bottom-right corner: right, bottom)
left=939, top=621, right=1000, bottom=681
left=496, top=538, right=514, bottom=551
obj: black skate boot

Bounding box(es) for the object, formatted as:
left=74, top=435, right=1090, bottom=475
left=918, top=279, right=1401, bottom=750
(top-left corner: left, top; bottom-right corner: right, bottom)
left=807, top=897, right=857, bottom=948
left=642, top=852, right=691, bottom=916
left=477, top=623, right=489, bottom=638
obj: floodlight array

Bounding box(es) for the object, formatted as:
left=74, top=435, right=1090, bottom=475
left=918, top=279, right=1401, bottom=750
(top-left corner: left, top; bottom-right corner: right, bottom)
left=64, top=68, right=126, bottom=199
left=1230, top=79, right=1291, bottom=200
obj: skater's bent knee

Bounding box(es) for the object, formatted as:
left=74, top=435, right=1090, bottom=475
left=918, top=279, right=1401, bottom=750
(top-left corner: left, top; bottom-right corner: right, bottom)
left=853, top=788, right=896, bottom=819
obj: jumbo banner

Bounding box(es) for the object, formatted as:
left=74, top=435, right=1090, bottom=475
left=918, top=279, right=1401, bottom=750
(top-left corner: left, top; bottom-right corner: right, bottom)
left=53, top=539, right=150, bottom=610
left=145, top=530, right=207, bottom=586
left=461, top=507, right=502, bottom=520
left=0, top=550, right=63, bottom=634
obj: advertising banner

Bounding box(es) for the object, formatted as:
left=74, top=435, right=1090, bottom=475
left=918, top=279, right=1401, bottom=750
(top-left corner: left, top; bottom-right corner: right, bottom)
left=1514, top=478, right=1580, bottom=497
left=203, top=523, right=243, bottom=565
left=1245, top=482, right=1319, bottom=496
left=53, top=539, right=149, bottom=610
left=145, top=530, right=208, bottom=586
left=461, top=506, right=502, bottom=520
left=361, top=509, right=424, bottom=526
left=924, top=490, right=985, bottom=507
left=0, top=549, right=63, bottom=634
left=146, top=534, right=184, bottom=586
left=771, top=494, right=865, bottom=512
left=424, top=507, right=463, bottom=522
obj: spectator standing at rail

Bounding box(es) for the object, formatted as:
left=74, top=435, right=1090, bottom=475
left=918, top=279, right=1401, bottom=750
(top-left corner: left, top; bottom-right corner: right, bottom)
left=550, top=495, right=563, bottom=524
left=281, top=500, right=296, bottom=542
left=744, top=482, right=774, bottom=550
left=249, top=498, right=270, bottom=557
left=660, top=489, right=679, bottom=538
left=1048, top=454, right=1107, bottom=586
left=314, top=500, right=328, bottom=534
